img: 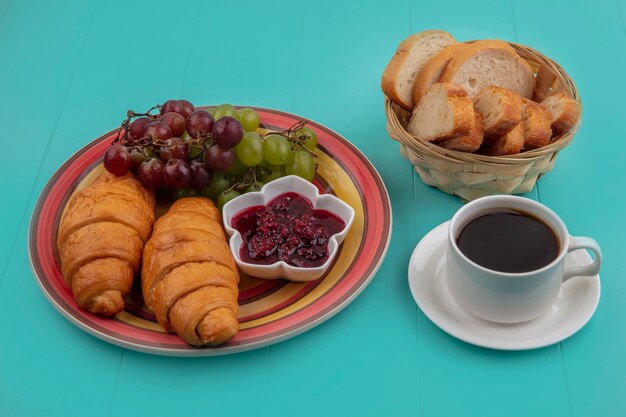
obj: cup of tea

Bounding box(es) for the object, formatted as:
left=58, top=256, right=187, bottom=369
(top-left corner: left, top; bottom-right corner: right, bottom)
left=446, top=195, right=602, bottom=323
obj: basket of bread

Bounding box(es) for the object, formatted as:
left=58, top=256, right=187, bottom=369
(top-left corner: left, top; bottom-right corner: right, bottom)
left=382, top=30, right=581, bottom=200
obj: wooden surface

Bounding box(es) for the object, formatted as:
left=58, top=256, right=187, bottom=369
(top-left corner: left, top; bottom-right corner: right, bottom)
left=1, top=0, right=625, bottom=416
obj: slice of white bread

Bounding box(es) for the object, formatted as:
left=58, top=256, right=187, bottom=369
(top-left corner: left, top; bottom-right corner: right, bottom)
left=382, top=30, right=456, bottom=110
left=440, top=40, right=535, bottom=98
left=521, top=98, right=552, bottom=149
left=408, top=83, right=474, bottom=142
left=439, top=111, right=484, bottom=152
left=481, top=123, right=524, bottom=156
left=540, top=93, right=582, bottom=136
left=412, top=43, right=464, bottom=105
left=473, top=86, right=522, bottom=139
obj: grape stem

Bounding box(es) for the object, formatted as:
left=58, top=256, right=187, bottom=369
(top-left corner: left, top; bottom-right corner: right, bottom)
left=113, top=104, right=160, bottom=145
left=127, top=104, right=161, bottom=119
left=197, top=131, right=215, bottom=163
left=261, top=120, right=318, bottom=158
left=113, top=119, right=130, bottom=144
left=226, top=167, right=264, bottom=193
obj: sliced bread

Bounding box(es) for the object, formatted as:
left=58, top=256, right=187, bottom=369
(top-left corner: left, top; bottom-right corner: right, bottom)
left=440, top=40, right=535, bottom=98
left=540, top=93, right=582, bottom=136
left=473, top=86, right=523, bottom=139
left=412, top=43, right=464, bottom=105
left=382, top=30, right=456, bottom=110
left=521, top=98, right=552, bottom=149
left=481, top=123, right=524, bottom=156
left=408, top=83, right=474, bottom=142
left=439, top=111, right=484, bottom=152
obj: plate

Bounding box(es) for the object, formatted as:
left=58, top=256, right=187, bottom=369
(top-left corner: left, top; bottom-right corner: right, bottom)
left=29, top=107, right=392, bottom=356
left=408, top=221, right=601, bottom=350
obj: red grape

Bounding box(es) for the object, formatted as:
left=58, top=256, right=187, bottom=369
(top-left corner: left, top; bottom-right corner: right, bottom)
left=103, top=144, right=132, bottom=176
left=163, top=159, right=191, bottom=189
left=138, top=158, right=164, bottom=189
left=186, top=110, right=214, bottom=138
left=160, top=99, right=183, bottom=116
left=205, top=145, right=234, bottom=172
left=160, top=112, right=186, bottom=137
left=213, top=116, right=243, bottom=148
left=128, top=117, right=151, bottom=140
left=179, top=99, right=195, bottom=118
left=159, top=137, right=189, bottom=161
left=189, top=161, right=212, bottom=189
left=145, top=121, right=172, bottom=141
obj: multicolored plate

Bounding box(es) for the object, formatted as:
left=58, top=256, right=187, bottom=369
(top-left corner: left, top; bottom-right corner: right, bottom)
left=29, top=107, right=392, bottom=356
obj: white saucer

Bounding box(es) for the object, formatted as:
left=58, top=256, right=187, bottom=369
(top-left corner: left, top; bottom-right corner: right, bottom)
left=408, top=221, right=601, bottom=350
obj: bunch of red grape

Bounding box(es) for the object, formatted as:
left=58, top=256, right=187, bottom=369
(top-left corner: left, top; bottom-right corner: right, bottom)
left=103, top=100, right=319, bottom=209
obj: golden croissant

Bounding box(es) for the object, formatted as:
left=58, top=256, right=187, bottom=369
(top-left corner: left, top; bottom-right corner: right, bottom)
left=57, top=171, right=155, bottom=316
left=141, top=197, right=240, bottom=346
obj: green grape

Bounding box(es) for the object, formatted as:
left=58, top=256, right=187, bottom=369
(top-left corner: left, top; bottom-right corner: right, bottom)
left=206, top=107, right=216, bottom=116
left=238, top=108, right=260, bottom=132
left=235, top=132, right=263, bottom=166
left=263, top=134, right=291, bottom=166
left=245, top=182, right=265, bottom=193
left=172, top=188, right=199, bottom=199
left=214, top=104, right=239, bottom=121
left=295, top=127, right=318, bottom=150
left=187, top=143, right=203, bottom=159
left=143, top=147, right=156, bottom=158
left=216, top=103, right=237, bottom=113
left=217, top=189, right=241, bottom=210
left=181, top=130, right=193, bottom=142
left=226, top=154, right=249, bottom=175
left=260, top=165, right=285, bottom=183
left=285, top=150, right=316, bottom=181
left=200, top=173, right=230, bottom=200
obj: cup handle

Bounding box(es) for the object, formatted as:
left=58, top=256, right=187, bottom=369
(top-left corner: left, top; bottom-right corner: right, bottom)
left=562, top=236, right=602, bottom=282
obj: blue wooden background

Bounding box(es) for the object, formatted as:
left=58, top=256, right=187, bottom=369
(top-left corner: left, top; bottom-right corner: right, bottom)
left=1, top=0, right=624, bottom=416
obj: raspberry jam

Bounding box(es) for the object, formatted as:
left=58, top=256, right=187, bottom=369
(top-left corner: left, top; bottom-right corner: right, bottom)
left=231, top=192, right=345, bottom=268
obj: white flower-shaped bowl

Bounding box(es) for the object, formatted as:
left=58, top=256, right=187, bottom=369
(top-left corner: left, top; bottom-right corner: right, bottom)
left=222, top=175, right=355, bottom=282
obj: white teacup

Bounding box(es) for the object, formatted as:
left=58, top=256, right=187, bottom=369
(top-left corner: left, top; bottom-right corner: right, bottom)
left=446, top=195, right=602, bottom=323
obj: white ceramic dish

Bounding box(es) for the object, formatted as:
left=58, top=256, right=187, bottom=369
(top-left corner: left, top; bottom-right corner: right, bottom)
left=222, top=175, right=355, bottom=282
left=408, top=221, right=601, bottom=350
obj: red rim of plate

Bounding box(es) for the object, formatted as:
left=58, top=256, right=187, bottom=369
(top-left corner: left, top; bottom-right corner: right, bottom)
left=28, top=107, right=392, bottom=356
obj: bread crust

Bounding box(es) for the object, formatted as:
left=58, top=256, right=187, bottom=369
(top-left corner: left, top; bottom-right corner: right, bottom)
left=541, top=93, right=582, bottom=136
left=440, top=40, right=535, bottom=98
left=412, top=43, right=464, bottom=105
left=466, top=39, right=517, bottom=52
left=481, top=123, right=524, bottom=156
left=382, top=30, right=455, bottom=110
left=473, top=86, right=522, bottom=140
left=521, top=98, right=552, bottom=149
left=408, top=83, right=474, bottom=142
left=439, top=111, right=484, bottom=152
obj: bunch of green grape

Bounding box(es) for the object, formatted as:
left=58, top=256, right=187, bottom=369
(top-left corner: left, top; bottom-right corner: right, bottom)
left=205, top=105, right=319, bottom=209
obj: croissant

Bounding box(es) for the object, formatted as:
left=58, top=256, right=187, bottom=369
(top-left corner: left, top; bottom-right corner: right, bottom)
left=57, top=171, right=155, bottom=316
left=141, top=197, right=240, bottom=346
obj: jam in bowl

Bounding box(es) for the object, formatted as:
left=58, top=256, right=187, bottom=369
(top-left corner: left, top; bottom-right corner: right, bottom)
left=222, top=176, right=355, bottom=282
left=232, top=192, right=345, bottom=268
